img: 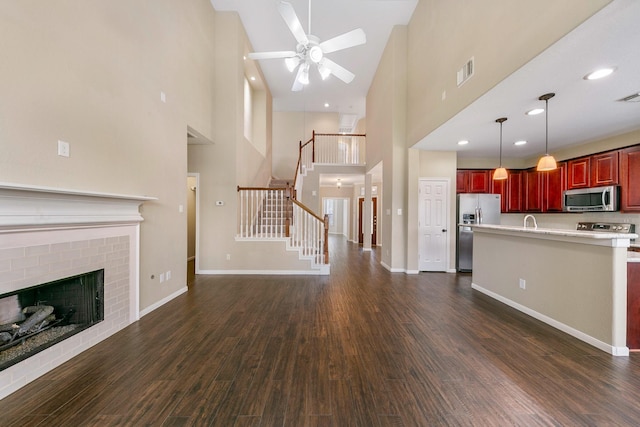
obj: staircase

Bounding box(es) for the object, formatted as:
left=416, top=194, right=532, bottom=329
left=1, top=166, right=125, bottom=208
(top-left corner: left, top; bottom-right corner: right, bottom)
left=237, top=183, right=329, bottom=273
left=253, top=183, right=292, bottom=237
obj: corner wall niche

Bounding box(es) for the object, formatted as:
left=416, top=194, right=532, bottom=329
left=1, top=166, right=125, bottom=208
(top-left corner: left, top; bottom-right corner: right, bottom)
left=0, top=182, right=155, bottom=400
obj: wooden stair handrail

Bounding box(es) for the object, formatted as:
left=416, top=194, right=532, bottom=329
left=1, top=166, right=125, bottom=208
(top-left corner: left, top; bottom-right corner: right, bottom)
left=237, top=185, right=287, bottom=192
left=290, top=197, right=324, bottom=223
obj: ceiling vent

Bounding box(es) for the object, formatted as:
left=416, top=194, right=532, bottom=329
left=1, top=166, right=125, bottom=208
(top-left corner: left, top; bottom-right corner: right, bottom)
left=456, top=57, right=474, bottom=87
left=618, top=92, right=640, bottom=103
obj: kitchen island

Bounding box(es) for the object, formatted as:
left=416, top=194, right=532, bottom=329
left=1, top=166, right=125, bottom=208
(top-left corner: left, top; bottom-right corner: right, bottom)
left=469, top=224, right=638, bottom=356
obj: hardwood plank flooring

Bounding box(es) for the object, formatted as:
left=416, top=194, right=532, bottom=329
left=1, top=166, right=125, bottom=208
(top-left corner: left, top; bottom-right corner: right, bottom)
left=2, top=236, right=640, bottom=425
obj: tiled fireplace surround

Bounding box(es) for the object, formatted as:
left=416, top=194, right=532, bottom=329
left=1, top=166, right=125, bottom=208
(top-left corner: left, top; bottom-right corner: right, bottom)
left=0, top=183, right=153, bottom=400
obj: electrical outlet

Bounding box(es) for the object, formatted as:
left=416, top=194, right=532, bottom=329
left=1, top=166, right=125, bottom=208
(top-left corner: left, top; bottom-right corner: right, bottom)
left=226, top=254, right=231, bottom=260
left=519, top=278, right=526, bottom=289
left=160, top=273, right=165, bottom=283
left=166, top=270, right=171, bottom=280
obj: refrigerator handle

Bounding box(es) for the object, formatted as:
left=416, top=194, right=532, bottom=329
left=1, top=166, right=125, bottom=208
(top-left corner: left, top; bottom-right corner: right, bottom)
left=475, top=207, right=483, bottom=224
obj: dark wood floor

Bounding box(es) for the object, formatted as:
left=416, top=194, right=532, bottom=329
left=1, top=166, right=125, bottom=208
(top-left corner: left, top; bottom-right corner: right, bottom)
left=2, top=236, right=640, bottom=426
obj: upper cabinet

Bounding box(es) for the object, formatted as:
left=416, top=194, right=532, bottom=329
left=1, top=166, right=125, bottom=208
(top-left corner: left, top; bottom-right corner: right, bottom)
left=543, top=162, right=566, bottom=212
left=457, top=170, right=490, bottom=193
left=567, top=157, right=590, bottom=189
left=620, top=145, right=640, bottom=212
left=591, top=151, right=619, bottom=186
left=568, top=151, right=619, bottom=189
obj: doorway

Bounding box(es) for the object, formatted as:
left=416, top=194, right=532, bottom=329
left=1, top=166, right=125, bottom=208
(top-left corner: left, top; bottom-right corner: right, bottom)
left=418, top=178, right=449, bottom=271
left=358, top=197, right=377, bottom=245
left=187, top=174, right=198, bottom=286
left=323, top=198, right=350, bottom=238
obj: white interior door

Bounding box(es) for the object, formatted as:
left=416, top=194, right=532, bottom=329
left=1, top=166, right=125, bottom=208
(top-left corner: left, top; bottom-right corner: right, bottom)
left=418, top=179, right=449, bottom=271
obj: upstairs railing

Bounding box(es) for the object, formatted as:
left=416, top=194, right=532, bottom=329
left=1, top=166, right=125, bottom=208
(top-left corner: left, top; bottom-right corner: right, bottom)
left=294, top=130, right=366, bottom=196
left=237, top=185, right=329, bottom=264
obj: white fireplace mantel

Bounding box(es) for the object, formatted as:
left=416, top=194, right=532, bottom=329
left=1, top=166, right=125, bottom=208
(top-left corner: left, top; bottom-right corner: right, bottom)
left=0, top=182, right=157, bottom=230
left=0, top=182, right=156, bottom=400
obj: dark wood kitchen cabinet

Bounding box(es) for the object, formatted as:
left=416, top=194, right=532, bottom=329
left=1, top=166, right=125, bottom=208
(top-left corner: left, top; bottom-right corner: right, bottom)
left=628, top=262, right=640, bottom=350
left=567, top=156, right=590, bottom=189
left=542, top=162, right=566, bottom=212
left=524, top=169, right=543, bottom=212
left=620, top=145, right=640, bottom=212
left=456, top=170, right=467, bottom=193
left=457, top=170, right=490, bottom=193
left=507, top=171, right=523, bottom=212
left=591, top=151, right=619, bottom=186
left=490, top=174, right=507, bottom=212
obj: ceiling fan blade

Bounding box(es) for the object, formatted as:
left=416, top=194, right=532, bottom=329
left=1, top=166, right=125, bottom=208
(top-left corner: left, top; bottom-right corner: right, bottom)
left=278, top=1, right=309, bottom=45
left=321, top=58, right=355, bottom=84
left=320, top=28, right=366, bottom=54
left=248, top=51, right=296, bottom=60
left=291, top=64, right=305, bottom=91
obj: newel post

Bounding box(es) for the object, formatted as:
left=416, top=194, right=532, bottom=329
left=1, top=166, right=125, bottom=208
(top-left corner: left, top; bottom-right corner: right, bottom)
left=323, top=214, right=329, bottom=264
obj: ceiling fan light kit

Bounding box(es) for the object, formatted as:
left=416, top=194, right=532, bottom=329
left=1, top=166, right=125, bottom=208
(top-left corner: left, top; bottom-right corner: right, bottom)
left=247, top=1, right=366, bottom=91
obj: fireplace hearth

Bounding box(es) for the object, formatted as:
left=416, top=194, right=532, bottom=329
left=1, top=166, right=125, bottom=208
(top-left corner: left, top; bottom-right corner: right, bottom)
left=0, top=270, right=104, bottom=371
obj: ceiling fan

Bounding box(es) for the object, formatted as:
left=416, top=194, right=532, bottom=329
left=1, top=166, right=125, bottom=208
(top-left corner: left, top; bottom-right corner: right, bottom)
left=248, top=0, right=366, bottom=91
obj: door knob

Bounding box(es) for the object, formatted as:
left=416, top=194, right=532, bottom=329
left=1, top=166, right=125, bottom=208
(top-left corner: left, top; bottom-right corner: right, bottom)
left=442, top=229, right=447, bottom=232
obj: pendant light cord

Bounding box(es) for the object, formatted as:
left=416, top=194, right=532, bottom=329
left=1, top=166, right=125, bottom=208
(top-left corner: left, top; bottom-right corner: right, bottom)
left=545, top=98, right=549, bottom=155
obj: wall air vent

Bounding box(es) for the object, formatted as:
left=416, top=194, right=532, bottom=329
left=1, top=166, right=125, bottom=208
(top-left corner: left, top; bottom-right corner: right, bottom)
left=456, top=57, right=474, bottom=87
left=618, top=92, right=640, bottom=102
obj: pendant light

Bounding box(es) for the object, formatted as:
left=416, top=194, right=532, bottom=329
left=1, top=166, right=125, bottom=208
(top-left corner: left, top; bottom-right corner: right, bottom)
left=536, top=92, right=557, bottom=171
left=493, top=117, right=508, bottom=180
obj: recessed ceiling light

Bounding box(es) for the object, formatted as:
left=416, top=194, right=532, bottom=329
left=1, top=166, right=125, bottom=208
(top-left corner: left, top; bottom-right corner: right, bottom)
left=458, top=140, right=469, bottom=145
left=526, top=108, right=544, bottom=116
left=324, top=103, right=330, bottom=108
left=514, top=140, right=527, bottom=146
left=584, top=67, right=616, bottom=80
left=250, top=76, right=256, bottom=81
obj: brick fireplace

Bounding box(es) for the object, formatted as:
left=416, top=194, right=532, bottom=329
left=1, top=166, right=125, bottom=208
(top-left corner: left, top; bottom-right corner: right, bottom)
left=0, top=183, right=153, bottom=400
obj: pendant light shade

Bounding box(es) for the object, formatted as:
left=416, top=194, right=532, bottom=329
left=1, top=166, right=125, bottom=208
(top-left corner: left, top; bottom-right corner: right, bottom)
left=536, top=93, right=558, bottom=171
left=493, top=117, right=508, bottom=180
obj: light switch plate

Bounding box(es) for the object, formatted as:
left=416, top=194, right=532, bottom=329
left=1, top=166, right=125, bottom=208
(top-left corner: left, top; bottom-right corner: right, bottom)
left=57, top=140, right=70, bottom=157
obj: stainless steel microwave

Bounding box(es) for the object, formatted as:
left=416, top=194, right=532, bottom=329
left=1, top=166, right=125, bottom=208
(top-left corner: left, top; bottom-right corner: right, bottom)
left=562, top=185, right=619, bottom=212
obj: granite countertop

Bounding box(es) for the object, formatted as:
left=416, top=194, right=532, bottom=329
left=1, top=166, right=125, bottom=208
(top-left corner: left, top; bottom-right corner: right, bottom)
left=465, top=224, right=640, bottom=261
left=467, top=223, right=639, bottom=240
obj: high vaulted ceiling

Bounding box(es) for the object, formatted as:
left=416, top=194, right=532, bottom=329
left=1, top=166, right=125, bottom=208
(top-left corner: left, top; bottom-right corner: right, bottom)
left=211, top=0, right=418, bottom=123
left=211, top=0, right=640, bottom=162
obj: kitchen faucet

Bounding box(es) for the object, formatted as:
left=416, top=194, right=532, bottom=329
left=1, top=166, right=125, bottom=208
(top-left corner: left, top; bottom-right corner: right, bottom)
left=523, top=214, right=538, bottom=229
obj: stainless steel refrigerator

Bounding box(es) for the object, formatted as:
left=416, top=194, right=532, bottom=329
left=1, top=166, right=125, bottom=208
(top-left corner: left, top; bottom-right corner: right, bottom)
left=456, top=193, right=501, bottom=272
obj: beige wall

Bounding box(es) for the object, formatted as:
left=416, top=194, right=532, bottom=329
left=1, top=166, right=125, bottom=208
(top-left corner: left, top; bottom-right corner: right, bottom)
left=406, top=0, right=611, bottom=147
left=273, top=111, right=339, bottom=179
left=473, top=230, right=628, bottom=350
left=367, top=26, right=408, bottom=271
left=0, top=0, right=219, bottom=311
left=363, top=0, right=612, bottom=272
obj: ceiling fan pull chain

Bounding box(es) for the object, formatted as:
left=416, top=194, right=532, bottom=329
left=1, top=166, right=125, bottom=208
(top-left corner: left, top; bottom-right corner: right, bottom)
left=308, top=0, right=311, bottom=36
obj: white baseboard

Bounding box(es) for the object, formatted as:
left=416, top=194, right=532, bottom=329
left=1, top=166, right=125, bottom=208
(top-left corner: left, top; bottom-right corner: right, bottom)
left=380, top=261, right=406, bottom=273
left=198, top=269, right=329, bottom=276
left=471, top=283, right=629, bottom=357
left=405, top=270, right=419, bottom=275
left=139, top=285, right=188, bottom=318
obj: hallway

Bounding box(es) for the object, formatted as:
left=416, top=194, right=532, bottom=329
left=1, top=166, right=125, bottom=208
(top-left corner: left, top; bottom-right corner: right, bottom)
left=2, top=236, right=640, bottom=425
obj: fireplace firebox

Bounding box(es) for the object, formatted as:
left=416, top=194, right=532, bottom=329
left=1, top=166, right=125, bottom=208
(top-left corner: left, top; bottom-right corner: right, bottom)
left=0, top=270, right=104, bottom=371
